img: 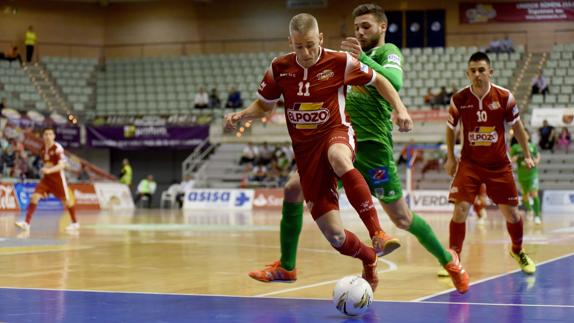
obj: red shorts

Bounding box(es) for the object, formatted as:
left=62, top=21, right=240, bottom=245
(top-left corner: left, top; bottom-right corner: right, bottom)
left=294, top=128, right=355, bottom=220
left=449, top=161, right=518, bottom=207
left=35, top=174, right=70, bottom=201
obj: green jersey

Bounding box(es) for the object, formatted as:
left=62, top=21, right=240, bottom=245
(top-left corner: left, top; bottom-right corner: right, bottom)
left=346, top=43, right=403, bottom=143
left=510, top=143, right=539, bottom=179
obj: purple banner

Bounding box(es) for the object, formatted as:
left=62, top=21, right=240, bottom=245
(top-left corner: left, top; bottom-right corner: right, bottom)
left=87, top=125, right=209, bottom=149
left=55, top=125, right=81, bottom=148
left=460, top=2, right=574, bottom=24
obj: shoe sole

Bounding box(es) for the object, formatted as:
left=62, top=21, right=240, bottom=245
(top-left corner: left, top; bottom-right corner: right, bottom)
left=376, top=239, right=401, bottom=257
left=248, top=275, right=297, bottom=283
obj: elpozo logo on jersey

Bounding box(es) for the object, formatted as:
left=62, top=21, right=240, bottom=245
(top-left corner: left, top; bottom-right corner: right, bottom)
left=469, top=126, right=498, bottom=146
left=184, top=189, right=254, bottom=210
left=288, top=103, right=330, bottom=129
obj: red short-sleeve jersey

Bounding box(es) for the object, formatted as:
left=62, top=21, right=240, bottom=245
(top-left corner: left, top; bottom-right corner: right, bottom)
left=447, top=83, right=519, bottom=169
left=41, top=142, right=67, bottom=180
left=257, top=48, right=375, bottom=147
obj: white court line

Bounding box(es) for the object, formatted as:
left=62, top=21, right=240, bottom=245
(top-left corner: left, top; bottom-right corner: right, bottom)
left=414, top=300, right=574, bottom=308
left=413, top=251, right=574, bottom=302
left=253, top=258, right=398, bottom=297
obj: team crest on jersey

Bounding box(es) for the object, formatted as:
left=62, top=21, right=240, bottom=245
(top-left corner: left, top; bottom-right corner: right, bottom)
left=469, top=126, right=498, bottom=146
left=488, top=101, right=501, bottom=110
left=288, top=102, right=329, bottom=129
left=316, top=69, right=334, bottom=81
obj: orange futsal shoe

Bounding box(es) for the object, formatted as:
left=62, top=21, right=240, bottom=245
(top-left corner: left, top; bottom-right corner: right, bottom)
left=248, top=260, right=297, bottom=283
left=362, top=260, right=379, bottom=292
left=444, top=249, right=470, bottom=294
left=372, top=231, right=401, bottom=257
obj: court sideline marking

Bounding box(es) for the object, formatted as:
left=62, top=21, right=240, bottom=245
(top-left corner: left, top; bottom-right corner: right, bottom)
left=413, top=251, right=574, bottom=302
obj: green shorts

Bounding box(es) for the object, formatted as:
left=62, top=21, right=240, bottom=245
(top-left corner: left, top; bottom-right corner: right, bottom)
left=518, top=175, right=539, bottom=193
left=354, top=139, right=403, bottom=204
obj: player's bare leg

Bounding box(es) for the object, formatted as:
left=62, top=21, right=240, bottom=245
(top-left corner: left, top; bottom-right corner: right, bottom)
left=248, top=173, right=302, bottom=282
left=499, top=204, right=536, bottom=274
left=65, top=200, right=80, bottom=232
left=384, top=198, right=468, bottom=293
left=15, top=193, right=42, bottom=231
left=315, top=210, right=378, bottom=291
left=328, top=143, right=399, bottom=257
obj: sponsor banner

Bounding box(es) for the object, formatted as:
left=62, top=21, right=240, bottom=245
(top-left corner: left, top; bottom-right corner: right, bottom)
left=409, top=109, right=449, bottom=122
left=530, top=108, right=574, bottom=128
left=183, top=189, right=254, bottom=210
left=0, top=183, right=20, bottom=211
left=69, top=184, right=101, bottom=211
left=542, top=190, right=574, bottom=213
left=87, top=125, right=209, bottom=149
left=14, top=183, right=64, bottom=211
left=55, top=125, right=81, bottom=148
left=460, top=2, right=574, bottom=24
left=409, top=190, right=453, bottom=212
left=253, top=188, right=284, bottom=209
left=94, top=182, right=135, bottom=210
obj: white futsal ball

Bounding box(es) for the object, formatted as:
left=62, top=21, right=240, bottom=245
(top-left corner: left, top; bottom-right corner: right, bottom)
left=332, top=275, right=373, bottom=316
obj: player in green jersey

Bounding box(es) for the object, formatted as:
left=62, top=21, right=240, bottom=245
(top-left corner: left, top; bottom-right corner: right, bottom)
left=248, top=3, right=468, bottom=294
left=510, top=131, right=542, bottom=224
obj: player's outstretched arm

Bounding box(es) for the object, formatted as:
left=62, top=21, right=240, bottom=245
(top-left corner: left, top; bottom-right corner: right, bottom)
left=224, top=99, right=275, bottom=130
left=340, top=37, right=402, bottom=91
left=511, top=120, right=534, bottom=169
left=371, top=73, right=412, bottom=132
left=445, top=126, right=457, bottom=177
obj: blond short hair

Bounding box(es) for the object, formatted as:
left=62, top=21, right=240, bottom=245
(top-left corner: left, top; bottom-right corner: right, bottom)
left=289, top=13, right=319, bottom=35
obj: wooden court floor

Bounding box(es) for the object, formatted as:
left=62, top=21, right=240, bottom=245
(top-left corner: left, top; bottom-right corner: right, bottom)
left=1, top=208, right=573, bottom=302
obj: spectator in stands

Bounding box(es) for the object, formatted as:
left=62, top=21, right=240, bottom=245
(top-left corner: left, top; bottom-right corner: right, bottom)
left=0, top=45, right=22, bottom=65
left=437, top=86, right=449, bottom=106
left=531, top=71, right=549, bottom=97
left=538, top=120, right=556, bottom=152
left=194, top=87, right=209, bottom=110
left=500, top=36, right=514, bottom=53
left=239, top=141, right=258, bottom=165
left=556, top=127, right=572, bottom=153
left=258, top=142, right=273, bottom=165
left=486, top=39, right=501, bottom=54
left=77, top=164, right=90, bottom=182
left=119, top=158, right=133, bottom=188
left=424, top=88, right=437, bottom=109
left=135, top=175, right=157, bottom=208
left=13, top=151, right=28, bottom=181
left=24, top=25, right=37, bottom=63
left=225, top=86, right=243, bottom=109
left=208, top=88, right=221, bottom=109
left=249, top=160, right=268, bottom=183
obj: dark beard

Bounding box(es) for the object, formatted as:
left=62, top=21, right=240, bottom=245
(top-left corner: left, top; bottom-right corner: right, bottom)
left=361, top=34, right=380, bottom=52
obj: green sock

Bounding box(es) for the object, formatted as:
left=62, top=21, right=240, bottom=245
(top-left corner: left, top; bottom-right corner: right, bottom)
left=523, top=196, right=532, bottom=212
left=532, top=196, right=541, bottom=217
left=280, top=201, right=304, bottom=271
left=407, top=213, right=452, bottom=266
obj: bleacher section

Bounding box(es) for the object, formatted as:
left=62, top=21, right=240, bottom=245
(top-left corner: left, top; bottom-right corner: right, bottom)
left=401, top=46, right=524, bottom=108
left=95, top=52, right=281, bottom=116
left=42, top=57, right=98, bottom=112
left=530, top=43, right=574, bottom=109
left=0, top=61, right=44, bottom=111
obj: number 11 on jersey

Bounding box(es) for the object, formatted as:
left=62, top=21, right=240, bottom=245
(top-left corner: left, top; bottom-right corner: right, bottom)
left=297, top=81, right=310, bottom=96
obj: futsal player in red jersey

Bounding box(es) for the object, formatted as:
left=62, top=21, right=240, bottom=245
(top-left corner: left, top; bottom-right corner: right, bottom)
left=225, top=13, right=412, bottom=291
left=15, top=128, right=79, bottom=232
left=445, top=52, right=536, bottom=275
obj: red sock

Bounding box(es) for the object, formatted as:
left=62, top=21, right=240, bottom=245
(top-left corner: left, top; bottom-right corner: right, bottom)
left=334, top=230, right=376, bottom=265
left=506, top=218, right=523, bottom=254
left=25, top=203, right=38, bottom=224
left=341, top=169, right=382, bottom=237
left=449, top=220, right=466, bottom=256
left=67, top=205, right=77, bottom=223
